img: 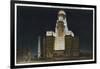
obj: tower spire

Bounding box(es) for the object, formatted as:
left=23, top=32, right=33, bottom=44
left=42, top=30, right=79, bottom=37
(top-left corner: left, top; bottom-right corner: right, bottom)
left=55, top=10, right=74, bottom=37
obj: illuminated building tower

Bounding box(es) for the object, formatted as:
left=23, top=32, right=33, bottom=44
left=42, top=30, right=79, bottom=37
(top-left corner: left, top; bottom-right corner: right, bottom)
left=41, top=10, right=80, bottom=60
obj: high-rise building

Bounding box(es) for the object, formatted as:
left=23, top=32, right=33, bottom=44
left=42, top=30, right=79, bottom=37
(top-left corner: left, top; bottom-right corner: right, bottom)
left=40, top=10, right=80, bottom=60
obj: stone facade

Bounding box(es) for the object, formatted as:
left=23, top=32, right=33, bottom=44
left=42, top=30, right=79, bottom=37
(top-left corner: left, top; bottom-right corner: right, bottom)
left=42, top=36, right=55, bottom=59
left=41, top=35, right=80, bottom=60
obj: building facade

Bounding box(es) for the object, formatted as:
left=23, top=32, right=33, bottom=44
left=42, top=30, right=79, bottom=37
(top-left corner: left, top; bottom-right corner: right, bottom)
left=40, top=10, right=80, bottom=60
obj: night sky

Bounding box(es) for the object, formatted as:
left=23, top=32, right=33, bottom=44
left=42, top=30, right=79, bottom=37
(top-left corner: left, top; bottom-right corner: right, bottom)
left=17, top=6, right=93, bottom=56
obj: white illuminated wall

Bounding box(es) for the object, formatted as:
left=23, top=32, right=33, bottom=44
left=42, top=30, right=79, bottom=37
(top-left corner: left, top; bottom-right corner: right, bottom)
left=54, top=37, right=65, bottom=50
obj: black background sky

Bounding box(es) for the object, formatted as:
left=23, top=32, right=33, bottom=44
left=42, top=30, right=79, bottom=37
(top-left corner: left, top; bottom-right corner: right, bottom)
left=17, top=6, right=93, bottom=56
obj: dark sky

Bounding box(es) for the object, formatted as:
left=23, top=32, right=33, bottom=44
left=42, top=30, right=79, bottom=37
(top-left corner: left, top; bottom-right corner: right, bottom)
left=17, top=6, right=93, bottom=56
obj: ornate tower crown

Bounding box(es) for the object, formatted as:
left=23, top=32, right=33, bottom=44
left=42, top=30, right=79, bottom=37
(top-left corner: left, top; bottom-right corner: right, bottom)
left=58, top=10, right=66, bottom=21
left=58, top=10, right=66, bottom=15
